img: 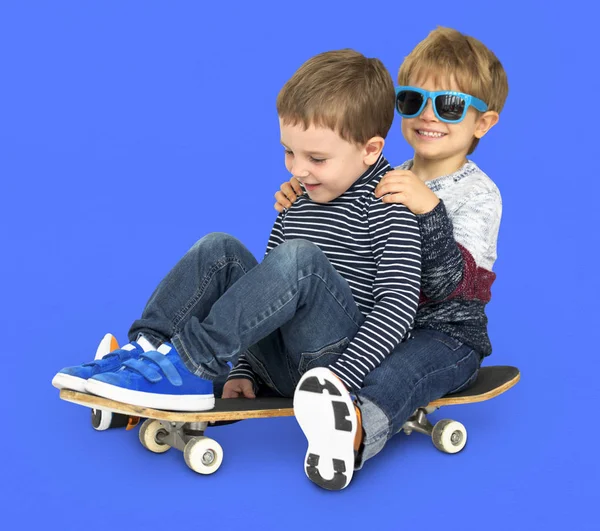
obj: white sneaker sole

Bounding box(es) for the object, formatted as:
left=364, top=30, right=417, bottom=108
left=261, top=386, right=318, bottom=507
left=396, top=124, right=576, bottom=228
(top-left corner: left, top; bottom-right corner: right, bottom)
left=84, top=378, right=215, bottom=412
left=293, top=367, right=357, bottom=490
left=52, top=373, right=87, bottom=392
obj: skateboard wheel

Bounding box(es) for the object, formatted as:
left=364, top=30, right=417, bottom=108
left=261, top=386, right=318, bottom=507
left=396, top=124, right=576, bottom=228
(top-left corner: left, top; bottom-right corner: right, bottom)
left=184, top=437, right=223, bottom=475
left=91, top=409, right=130, bottom=431
left=139, top=419, right=171, bottom=454
left=432, top=419, right=467, bottom=454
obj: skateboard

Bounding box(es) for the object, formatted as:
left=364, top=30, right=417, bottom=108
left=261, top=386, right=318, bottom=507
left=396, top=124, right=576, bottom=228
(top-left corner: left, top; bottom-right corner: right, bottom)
left=59, top=364, right=520, bottom=474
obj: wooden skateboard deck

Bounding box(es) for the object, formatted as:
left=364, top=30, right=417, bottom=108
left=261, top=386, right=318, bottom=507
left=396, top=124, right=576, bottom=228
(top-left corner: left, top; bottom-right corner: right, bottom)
left=59, top=365, right=520, bottom=422
left=59, top=391, right=295, bottom=422
left=429, top=365, right=519, bottom=405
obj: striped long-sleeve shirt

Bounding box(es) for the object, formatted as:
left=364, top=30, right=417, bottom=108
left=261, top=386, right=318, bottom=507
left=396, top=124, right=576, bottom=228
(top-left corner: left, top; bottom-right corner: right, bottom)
left=227, top=154, right=422, bottom=391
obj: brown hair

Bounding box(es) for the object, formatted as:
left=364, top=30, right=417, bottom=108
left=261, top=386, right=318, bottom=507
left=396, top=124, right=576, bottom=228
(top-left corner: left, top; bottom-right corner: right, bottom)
left=398, top=27, right=508, bottom=154
left=277, top=49, right=395, bottom=145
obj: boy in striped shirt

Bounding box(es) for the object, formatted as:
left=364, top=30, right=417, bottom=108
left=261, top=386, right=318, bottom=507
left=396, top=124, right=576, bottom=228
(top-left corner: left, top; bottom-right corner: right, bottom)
left=53, top=49, right=422, bottom=489
left=273, top=27, right=509, bottom=488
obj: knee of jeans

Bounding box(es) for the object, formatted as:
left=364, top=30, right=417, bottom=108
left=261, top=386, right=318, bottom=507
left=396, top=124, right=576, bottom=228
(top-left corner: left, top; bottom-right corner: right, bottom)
left=193, top=232, right=243, bottom=254
left=279, top=239, right=319, bottom=255
left=287, top=239, right=326, bottom=266
left=270, top=239, right=322, bottom=269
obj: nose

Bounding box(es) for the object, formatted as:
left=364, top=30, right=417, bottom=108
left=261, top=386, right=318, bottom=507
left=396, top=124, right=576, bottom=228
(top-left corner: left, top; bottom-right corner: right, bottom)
left=420, top=98, right=437, bottom=121
left=290, top=160, right=310, bottom=178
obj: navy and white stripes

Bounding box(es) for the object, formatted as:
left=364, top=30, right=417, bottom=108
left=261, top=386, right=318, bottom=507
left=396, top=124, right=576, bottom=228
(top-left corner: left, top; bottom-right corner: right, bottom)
left=228, top=154, right=421, bottom=390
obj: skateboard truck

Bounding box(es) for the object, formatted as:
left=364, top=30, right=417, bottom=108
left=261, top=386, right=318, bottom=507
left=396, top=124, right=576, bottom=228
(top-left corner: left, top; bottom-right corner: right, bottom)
left=138, top=419, right=223, bottom=474
left=402, top=406, right=467, bottom=453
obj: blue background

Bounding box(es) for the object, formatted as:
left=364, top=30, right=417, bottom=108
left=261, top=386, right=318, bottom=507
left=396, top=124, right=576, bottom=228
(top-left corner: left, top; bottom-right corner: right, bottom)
left=1, top=1, right=597, bottom=529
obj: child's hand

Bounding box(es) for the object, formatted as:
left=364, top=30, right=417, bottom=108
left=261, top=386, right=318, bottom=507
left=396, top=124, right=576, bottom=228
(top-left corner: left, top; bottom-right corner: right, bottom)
left=374, top=170, right=440, bottom=215
left=222, top=378, right=256, bottom=399
left=274, top=177, right=303, bottom=212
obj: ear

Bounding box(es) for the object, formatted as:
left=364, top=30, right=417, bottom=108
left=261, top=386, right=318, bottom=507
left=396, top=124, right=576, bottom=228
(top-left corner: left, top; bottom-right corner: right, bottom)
left=474, top=111, right=499, bottom=139
left=363, top=136, right=385, bottom=164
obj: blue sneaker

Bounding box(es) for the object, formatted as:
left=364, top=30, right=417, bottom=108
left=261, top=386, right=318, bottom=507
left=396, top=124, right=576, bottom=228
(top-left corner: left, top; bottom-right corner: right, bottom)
left=84, top=343, right=215, bottom=411
left=52, top=337, right=152, bottom=393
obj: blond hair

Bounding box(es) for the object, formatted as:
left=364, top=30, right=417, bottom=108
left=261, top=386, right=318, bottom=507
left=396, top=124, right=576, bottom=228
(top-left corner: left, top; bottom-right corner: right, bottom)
left=398, top=27, right=508, bottom=154
left=277, top=49, right=395, bottom=145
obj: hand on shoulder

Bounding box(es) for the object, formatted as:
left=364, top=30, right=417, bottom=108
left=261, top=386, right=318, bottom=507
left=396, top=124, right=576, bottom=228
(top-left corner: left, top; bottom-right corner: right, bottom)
left=374, top=169, right=440, bottom=215
left=274, top=177, right=303, bottom=212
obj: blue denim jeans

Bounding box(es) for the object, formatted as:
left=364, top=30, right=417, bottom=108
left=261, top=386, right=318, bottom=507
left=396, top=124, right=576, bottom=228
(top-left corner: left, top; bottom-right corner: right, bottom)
left=128, top=232, right=365, bottom=397
left=128, top=233, right=481, bottom=467
left=354, top=328, right=481, bottom=468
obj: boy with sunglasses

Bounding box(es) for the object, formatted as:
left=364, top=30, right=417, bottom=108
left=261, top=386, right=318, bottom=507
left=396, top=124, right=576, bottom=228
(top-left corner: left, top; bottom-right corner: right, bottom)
left=271, top=27, right=509, bottom=484
left=53, top=49, right=423, bottom=489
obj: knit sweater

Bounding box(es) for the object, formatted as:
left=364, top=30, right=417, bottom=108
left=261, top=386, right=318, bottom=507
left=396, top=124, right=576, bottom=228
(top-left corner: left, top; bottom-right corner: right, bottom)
left=404, top=159, right=501, bottom=357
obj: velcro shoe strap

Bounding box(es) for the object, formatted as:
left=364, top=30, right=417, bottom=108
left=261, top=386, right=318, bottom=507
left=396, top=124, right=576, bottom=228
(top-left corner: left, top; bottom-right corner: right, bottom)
left=139, top=350, right=183, bottom=386
left=122, top=358, right=163, bottom=383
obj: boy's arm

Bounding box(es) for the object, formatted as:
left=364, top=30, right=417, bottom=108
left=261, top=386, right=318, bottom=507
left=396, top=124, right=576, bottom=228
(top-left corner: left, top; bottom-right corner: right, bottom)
left=329, top=201, right=422, bottom=391
left=225, top=354, right=259, bottom=390
left=417, top=189, right=501, bottom=301
left=225, top=212, right=286, bottom=390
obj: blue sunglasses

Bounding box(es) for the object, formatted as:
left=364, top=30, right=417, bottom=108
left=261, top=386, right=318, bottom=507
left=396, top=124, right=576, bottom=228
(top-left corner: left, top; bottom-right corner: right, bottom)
left=395, top=86, right=488, bottom=124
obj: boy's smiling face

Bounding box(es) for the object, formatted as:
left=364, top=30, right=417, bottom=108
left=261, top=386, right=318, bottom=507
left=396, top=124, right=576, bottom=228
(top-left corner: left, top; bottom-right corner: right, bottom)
left=279, top=120, right=382, bottom=203
left=401, top=74, right=497, bottom=167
